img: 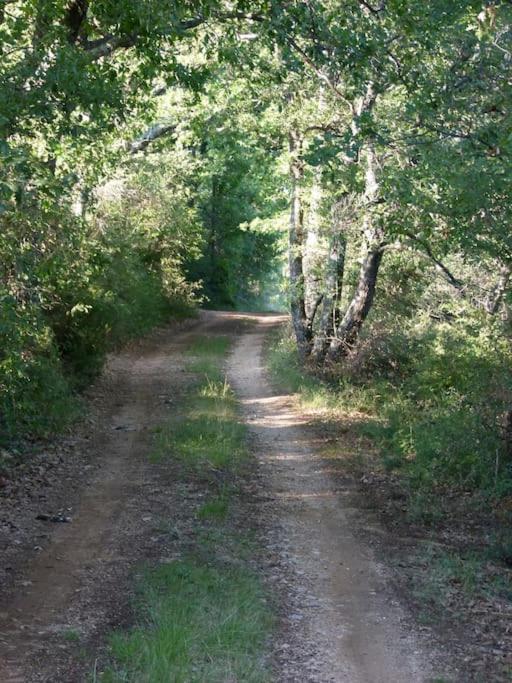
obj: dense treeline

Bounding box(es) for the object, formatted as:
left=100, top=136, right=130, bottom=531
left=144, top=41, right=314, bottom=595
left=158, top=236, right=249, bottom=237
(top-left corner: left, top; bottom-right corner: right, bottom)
left=1, top=1, right=511, bottom=508
left=264, top=1, right=512, bottom=507
left=0, top=3, right=285, bottom=444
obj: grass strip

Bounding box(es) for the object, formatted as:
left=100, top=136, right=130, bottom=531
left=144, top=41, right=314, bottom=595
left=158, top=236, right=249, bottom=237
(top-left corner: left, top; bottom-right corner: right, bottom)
left=99, top=333, right=272, bottom=682
left=101, top=559, right=272, bottom=683
left=152, top=376, right=248, bottom=474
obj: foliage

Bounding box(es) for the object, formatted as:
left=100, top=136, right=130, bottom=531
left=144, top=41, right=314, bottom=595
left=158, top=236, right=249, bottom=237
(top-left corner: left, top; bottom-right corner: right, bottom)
left=268, top=301, right=512, bottom=508
left=181, top=72, right=287, bottom=309
left=1, top=0, right=512, bottom=508
left=0, top=154, right=199, bottom=443
left=367, top=319, right=512, bottom=499
left=0, top=298, right=76, bottom=445
left=0, top=3, right=286, bottom=447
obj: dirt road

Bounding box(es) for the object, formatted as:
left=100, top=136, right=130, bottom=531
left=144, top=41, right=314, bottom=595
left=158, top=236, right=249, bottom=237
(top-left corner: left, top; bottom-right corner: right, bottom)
left=229, top=316, right=442, bottom=682
left=0, top=312, right=443, bottom=682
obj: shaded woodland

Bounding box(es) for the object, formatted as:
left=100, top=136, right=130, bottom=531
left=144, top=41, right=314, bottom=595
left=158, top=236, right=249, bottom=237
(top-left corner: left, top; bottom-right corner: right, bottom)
left=1, top=1, right=511, bottom=511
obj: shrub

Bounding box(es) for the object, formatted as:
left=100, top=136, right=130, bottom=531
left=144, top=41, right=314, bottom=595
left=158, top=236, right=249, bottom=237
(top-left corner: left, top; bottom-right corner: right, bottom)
left=0, top=298, right=76, bottom=445
left=0, top=175, right=200, bottom=446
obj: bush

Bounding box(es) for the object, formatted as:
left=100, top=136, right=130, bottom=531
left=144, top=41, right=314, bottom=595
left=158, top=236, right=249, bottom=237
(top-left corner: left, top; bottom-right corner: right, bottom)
left=269, top=312, right=512, bottom=505
left=0, top=174, right=200, bottom=446
left=0, top=298, right=77, bottom=445
left=371, top=320, right=512, bottom=497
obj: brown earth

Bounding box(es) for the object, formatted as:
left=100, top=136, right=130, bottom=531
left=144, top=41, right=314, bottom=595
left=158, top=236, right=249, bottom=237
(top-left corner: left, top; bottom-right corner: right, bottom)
left=0, top=311, right=453, bottom=682
left=0, top=311, right=237, bottom=681
left=228, top=315, right=450, bottom=682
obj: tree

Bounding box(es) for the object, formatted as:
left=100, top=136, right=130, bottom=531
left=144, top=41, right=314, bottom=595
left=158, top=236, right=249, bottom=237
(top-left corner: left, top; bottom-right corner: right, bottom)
left=251, top=0, right=512, bottom=363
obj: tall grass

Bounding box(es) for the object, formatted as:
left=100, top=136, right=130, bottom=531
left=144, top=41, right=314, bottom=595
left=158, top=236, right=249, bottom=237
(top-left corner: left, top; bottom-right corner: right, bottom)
left=101, top=559, right=272, bottom=683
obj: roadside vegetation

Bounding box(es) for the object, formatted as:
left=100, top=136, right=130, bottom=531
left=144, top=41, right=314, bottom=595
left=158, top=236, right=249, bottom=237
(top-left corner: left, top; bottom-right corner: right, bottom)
left=3, top=4, right=510, bottom=471
left=269, top=313, right=512, bottom=517
left=268, top=290, right=512, bottom=677
left=100, top=334, right=273, bottom=683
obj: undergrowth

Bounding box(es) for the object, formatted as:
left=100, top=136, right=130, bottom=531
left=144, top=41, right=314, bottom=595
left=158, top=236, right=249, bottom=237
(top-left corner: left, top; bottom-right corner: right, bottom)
left=152, top=376, right=247, bottom=474
left=1, top=208, right=198, bottom=449
left=411, top=544, right=512, bottom=615
left=268, top=318, right=512, bottom=518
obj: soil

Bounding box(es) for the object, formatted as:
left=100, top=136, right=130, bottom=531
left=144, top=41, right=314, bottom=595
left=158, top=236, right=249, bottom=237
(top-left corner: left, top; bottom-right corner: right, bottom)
left=228, top=315, right=450, bottom=683
left=0, top=311, right=457, bottom=681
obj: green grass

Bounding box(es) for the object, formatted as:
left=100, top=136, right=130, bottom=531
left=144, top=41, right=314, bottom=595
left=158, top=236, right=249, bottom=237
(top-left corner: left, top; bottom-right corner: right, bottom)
left=266, top=330, right=371, bottom=416
left=152, top=378, right=248, bottom=474
left=99, top=333, right=273, bottom=682
left=184, top=336, right=231, bottom=381
left=410, top=544, right=512, bottom=619
left=186, top=336, right=231, bottom=357
left=185, top=358, right=223, bottom=378
left=101, top=558, right=272, bottom=683
left=62, top=629, right=81, bottom=643
left=197, top=494, right=230, bottom=520
left=156, top=338, right=247, bottom=474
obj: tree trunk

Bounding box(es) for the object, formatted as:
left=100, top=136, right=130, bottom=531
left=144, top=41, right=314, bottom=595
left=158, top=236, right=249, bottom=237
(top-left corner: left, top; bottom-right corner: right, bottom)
left=311, top=204, right=347, bottom=363
left=326, top=240, right=383, bottom=361
left=326, top=144, right=384, bottom=362
left=304, top=166, right=325, bottom=323
left=485, top=263, right=511, bottom=315
left=288, top=130, right=311, bottom=358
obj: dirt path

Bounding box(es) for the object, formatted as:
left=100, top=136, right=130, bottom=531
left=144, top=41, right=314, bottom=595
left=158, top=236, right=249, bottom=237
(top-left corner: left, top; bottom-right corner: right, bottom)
left=0, top=311, right=446, bottom=682
left=0, top=312, right=238, bottom=682
left=228, top=316, right=444, bottom=683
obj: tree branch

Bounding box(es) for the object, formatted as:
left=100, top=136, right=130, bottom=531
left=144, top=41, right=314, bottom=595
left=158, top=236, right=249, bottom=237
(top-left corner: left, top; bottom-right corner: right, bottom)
left=485, top=263, right=511, bottom=314
left=83, top=33, right=137, bottom=59
left=66, top=0, right=89, bottom=45
left=128, top=122, right=176, bottom=153
left=83, top=16, right=207, bottom=60
left=285, top=35, right=352, bottom=110
left=357, top=0, right=387, bottom=16
left=404, top=231, right=464, bottom=291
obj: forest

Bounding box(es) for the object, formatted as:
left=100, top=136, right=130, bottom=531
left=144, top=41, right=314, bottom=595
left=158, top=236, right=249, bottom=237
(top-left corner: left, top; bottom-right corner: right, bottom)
left=1, top=1, right=512, bottom=680
left=0, top=0, right=512, bottom=683
left=1, top=0, right=511, bottom=508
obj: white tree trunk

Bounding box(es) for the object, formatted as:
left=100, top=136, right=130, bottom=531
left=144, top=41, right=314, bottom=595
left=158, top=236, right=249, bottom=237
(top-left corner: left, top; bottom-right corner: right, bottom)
left=327, top=144, right=385, bottom=361
left=288, top=130, right=311, bottom=358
